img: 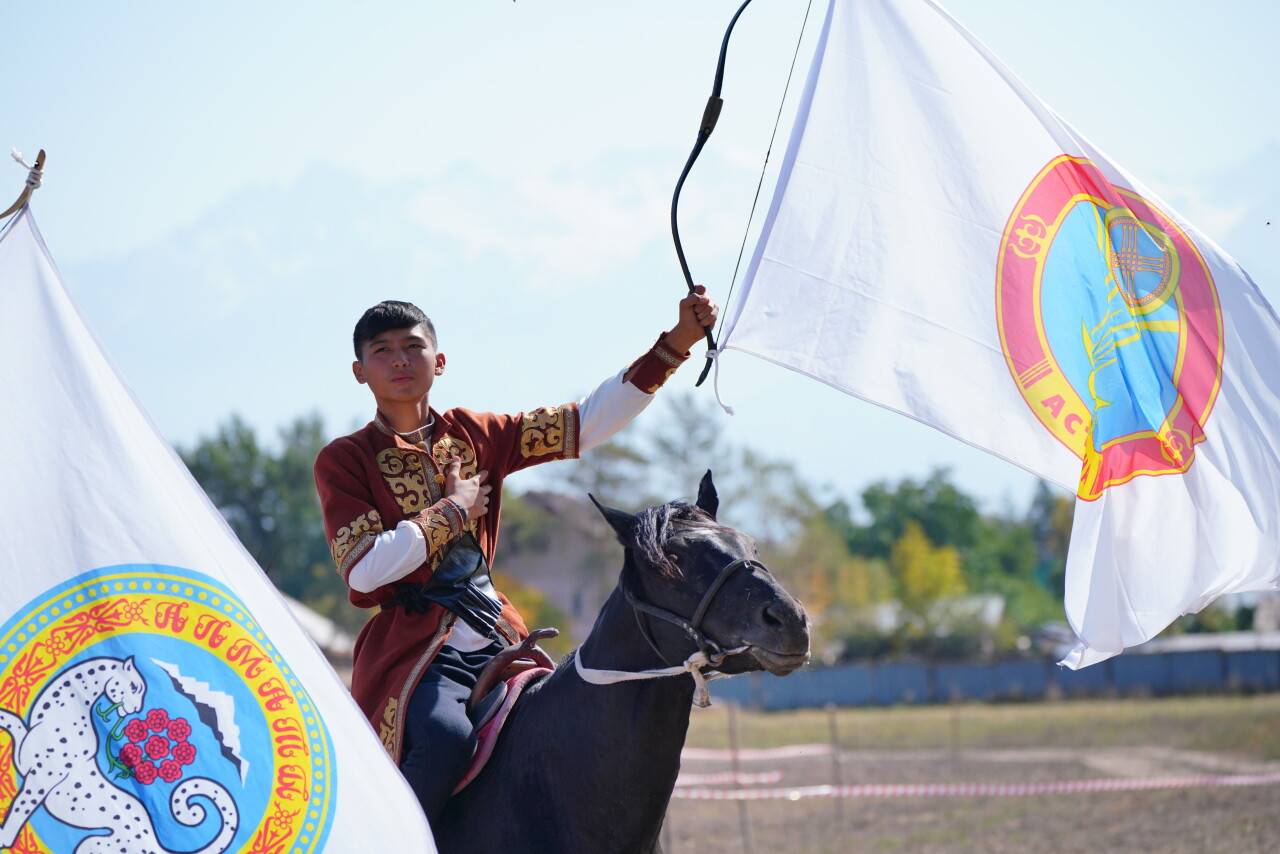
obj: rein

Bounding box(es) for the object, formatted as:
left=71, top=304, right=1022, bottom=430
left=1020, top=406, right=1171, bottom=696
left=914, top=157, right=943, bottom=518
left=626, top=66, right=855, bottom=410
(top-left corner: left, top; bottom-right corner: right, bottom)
left=572, top=645, right=746, bottom=709
left=574, top=556, right=765, bottom=708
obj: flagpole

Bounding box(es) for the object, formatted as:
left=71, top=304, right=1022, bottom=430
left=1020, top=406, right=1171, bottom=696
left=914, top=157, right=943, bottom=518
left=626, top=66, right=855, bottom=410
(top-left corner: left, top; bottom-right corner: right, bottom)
left=0, top=148, right=45, bottom=220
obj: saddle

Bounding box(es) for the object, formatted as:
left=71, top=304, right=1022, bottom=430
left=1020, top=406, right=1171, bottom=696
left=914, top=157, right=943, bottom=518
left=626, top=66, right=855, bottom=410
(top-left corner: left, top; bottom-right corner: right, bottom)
left=451, top=628, right=558, bottom=795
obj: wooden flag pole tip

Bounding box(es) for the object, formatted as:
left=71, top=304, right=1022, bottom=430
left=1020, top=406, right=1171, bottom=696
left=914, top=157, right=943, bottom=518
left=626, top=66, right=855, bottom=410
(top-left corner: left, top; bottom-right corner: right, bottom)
left=1, top=149, right=46, bottom=220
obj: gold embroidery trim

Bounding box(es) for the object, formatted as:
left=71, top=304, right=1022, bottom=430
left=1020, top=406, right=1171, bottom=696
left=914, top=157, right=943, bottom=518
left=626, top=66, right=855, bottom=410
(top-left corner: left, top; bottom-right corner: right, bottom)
left=438, top=499, right=466, bottom=534
left=520, top=404, right=577, bottom=460
left=563, top=404, right=579, bottom=460
left=431, top=435, right=478, bottom=482
left=378, top=697, right=398, bottom=754
left=331, top=510, right=383, bottom=574
left=652, top=339, right=686, bottom=368
left=376, top=449, right=436, bottom=515
left=411, top=507, right=457, bottom=556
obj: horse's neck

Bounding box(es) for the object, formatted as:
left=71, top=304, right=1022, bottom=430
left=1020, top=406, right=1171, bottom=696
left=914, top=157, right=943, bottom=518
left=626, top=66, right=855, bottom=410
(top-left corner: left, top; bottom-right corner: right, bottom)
left=544, top=585, right=695, bottom=842
left=441, top=568, right=696, bottom=851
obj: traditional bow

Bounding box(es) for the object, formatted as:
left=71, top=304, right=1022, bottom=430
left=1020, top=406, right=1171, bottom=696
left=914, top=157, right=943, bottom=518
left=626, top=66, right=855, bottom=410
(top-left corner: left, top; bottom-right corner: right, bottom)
left=670, top=0, right=759, bottom=387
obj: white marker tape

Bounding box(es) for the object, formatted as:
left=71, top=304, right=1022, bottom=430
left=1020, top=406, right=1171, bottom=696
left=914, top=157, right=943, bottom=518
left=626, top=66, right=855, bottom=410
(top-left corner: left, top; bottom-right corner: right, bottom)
left=675, top=771, right=785, bottom=787
left=671, top=773, right=1280, bottom=800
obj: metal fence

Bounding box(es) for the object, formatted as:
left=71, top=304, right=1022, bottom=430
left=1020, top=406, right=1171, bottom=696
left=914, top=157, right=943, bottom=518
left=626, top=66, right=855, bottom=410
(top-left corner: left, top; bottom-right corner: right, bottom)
left=710, top=649, right=1280, bottom=710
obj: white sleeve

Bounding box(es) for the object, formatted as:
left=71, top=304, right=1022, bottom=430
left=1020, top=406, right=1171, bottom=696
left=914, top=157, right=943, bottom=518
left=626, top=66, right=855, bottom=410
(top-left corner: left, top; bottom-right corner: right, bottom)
left=578, top=369, right=654, bottom=453
left=347, top=520, right=428, bottom=594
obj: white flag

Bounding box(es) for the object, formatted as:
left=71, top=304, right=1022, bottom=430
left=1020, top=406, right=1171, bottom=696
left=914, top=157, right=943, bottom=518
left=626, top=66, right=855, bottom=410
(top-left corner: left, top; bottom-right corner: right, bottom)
left=0, top=210, right=434, bottom=852
left=721, top=0, right=1280, bottom=666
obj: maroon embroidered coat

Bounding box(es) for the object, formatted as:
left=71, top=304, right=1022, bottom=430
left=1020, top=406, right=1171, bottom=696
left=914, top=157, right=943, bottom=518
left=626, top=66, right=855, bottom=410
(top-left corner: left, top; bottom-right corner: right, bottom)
left=314, top=337, right=687, bottom=761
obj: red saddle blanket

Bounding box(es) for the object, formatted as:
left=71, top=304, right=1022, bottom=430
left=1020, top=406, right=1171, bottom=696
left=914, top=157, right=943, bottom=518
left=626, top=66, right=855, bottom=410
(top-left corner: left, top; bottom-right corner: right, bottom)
left=452, top=666, right=552, bottom=794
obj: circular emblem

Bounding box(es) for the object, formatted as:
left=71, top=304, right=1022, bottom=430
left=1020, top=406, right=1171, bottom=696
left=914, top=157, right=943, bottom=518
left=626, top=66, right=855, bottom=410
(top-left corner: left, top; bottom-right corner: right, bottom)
left=0, top=566, right=337, bottom=853
left=996, top=156, right=1224, bottom=500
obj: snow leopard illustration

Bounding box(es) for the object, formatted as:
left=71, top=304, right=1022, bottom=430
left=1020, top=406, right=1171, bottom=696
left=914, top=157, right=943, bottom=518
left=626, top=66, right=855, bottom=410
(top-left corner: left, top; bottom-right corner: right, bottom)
left=0, top=656, right=239, bottom=853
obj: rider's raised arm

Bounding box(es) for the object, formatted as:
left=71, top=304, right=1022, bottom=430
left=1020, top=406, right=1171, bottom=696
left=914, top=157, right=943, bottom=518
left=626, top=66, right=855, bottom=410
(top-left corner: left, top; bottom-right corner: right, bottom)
left=577, top=334, right=691, bottom=452
left=468, top=334, right=693, bottom=479
left=619, top=334, right=690, bottom=396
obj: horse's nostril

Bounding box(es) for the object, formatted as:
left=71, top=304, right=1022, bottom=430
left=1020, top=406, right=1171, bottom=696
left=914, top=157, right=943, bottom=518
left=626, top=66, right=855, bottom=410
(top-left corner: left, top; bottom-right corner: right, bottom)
left=761, top=603, right=785, bottom=628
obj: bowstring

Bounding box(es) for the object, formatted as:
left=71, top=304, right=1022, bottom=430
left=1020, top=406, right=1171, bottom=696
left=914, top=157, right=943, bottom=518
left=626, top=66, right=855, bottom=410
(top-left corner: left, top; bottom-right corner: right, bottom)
left=713, top=0, right=816, bottom=348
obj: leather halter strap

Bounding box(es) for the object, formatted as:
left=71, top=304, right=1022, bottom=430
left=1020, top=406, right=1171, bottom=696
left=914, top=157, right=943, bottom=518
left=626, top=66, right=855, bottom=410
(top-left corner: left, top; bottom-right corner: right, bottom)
left=622, top=557, right=764, bottom=667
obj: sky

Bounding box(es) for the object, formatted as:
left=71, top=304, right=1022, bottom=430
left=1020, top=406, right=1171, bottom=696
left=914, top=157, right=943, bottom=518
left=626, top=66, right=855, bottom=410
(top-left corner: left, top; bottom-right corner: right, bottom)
left=3, top=0, right=1277, bottom=515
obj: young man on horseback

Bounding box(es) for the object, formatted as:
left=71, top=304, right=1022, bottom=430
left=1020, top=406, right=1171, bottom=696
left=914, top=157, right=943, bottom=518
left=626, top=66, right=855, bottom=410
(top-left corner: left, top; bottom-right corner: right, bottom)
left=312, top=290, right=716, bottom=823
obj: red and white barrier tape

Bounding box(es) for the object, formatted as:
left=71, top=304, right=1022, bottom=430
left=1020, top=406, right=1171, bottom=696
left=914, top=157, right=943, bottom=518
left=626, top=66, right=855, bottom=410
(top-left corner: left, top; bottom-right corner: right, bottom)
left=675, top=770, right=785, bottom=787
left=670, top=772, right=1280, bottom=801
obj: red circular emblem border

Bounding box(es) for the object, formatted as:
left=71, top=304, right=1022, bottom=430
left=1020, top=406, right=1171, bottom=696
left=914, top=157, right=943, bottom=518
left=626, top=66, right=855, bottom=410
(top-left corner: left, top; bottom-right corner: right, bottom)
left=995, top=156, right=1224, bottom=500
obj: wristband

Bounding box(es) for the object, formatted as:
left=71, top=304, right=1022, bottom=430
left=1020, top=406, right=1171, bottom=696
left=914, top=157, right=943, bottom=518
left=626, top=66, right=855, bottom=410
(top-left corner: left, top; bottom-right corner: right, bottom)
left=442, top=497, right=469, bottom=531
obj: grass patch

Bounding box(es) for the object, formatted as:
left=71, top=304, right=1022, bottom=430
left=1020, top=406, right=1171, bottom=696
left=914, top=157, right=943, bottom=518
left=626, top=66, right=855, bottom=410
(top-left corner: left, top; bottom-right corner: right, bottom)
left=686, top=693, right=1280, bottom=760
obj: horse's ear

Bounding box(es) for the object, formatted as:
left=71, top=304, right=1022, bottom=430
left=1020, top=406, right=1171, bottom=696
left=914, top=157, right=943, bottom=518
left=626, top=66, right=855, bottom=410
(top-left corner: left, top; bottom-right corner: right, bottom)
left=122, top=657, right=136, bottom=672
left=588, top=494, right=636, bottom=544
left=696, top=470, right=719, bottom=520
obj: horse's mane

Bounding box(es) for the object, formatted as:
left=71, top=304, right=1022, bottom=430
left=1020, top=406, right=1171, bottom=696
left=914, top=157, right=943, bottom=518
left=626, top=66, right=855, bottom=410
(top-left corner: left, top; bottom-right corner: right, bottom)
left=630, top=500, right=725, bottom=580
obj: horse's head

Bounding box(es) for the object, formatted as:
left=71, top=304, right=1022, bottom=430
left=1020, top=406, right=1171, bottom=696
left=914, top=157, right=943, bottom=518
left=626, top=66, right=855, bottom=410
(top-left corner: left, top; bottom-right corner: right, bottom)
left=590, top=471, right=810, bottom=676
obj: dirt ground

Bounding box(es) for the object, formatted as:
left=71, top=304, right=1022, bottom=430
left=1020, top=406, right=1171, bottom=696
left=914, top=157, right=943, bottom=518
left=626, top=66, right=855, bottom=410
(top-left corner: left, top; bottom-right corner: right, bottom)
left=665, top=787, right=1280, bottom=853
left=662, top=694, right=1280, bottom=853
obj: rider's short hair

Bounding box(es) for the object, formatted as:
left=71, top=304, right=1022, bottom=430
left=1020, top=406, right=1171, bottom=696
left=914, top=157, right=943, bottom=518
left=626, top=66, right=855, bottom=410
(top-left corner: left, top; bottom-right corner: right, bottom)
left=353, top=300, right=436, bottom=360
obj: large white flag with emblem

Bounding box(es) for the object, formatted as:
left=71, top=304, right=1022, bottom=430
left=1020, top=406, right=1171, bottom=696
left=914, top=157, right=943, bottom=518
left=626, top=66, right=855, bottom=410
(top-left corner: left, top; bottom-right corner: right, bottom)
left=0, top=209, right=435, bottom=851
left=720, top=0, right=1280, bottom=666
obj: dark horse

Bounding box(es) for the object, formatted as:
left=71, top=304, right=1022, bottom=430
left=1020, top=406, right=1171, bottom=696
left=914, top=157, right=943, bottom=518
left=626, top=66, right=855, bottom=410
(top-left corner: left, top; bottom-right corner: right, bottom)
left=434, top=472, right=810, bottom=853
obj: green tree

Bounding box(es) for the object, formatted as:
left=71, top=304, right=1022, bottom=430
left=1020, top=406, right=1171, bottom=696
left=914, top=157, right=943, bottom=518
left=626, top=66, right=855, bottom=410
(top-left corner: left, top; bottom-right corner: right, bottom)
left=569, top=391, right=820, bottom=543
left=498, top=492, right=558, bottom=554
left=849, top=469, right=981, bottom=558
left=718, top=447, right=820, bottom=546
left=555, top=435, right=654, bottom=508
left=770, top=513, right=889, bottom=614
left=773, top=511, right=892, bottom=651
left=645, top=391, right=727, bottom=500
left=180, top=414, right=365, bottom=631
left=840, top=470, right=1064, bottom=634
left=1028, top=479, right=1074, bottom=597
left=965, top=514, right=1060, bottom=629
left=890, top=521, right=966, bottom=617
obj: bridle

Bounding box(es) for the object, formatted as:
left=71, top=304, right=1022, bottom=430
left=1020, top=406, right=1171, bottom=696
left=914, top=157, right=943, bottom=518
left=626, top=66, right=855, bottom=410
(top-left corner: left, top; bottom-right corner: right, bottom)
left=623, top=556, right=765, bottom=669
left=572, top=555, right=769, bottom=708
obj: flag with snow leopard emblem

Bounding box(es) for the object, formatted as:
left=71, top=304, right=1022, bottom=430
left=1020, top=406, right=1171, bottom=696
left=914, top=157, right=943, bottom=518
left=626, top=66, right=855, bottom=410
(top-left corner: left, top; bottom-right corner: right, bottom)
left=0, top=209, right=436, bottom=852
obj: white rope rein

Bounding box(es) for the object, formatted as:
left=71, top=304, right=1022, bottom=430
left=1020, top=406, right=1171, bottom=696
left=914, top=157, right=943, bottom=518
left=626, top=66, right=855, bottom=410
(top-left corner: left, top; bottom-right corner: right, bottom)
left=705, top=348, right=736, bottom=416
left=573, top=645, right=749, bottom=709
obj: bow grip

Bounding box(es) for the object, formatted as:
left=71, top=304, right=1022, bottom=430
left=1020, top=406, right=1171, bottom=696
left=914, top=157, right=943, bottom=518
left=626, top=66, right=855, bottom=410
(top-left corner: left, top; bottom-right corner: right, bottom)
left=700, top=96, right=724, bottom=137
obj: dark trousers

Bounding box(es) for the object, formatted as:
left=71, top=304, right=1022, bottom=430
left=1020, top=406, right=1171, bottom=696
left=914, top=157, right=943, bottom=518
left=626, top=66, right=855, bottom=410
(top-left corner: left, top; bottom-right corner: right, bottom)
left=399, top=639, right=503, bottom=823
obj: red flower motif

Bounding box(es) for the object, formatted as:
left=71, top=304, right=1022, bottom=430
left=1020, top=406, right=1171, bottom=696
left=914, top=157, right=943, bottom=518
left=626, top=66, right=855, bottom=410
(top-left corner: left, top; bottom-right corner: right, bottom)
left=124, top=719, right=148, bottom=743
left=173, top=741, right=197, bottom=766
left=146, top=708, right=169, bottom=732
left=119, top=743, right=143, bottom=768
left=145, top=735, right=170, bottom=760
left=167, top=718, right=192, bottom=742
left=158, top=759, right=183, bottom=783
left=133, top=761, right=159, bottom=785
